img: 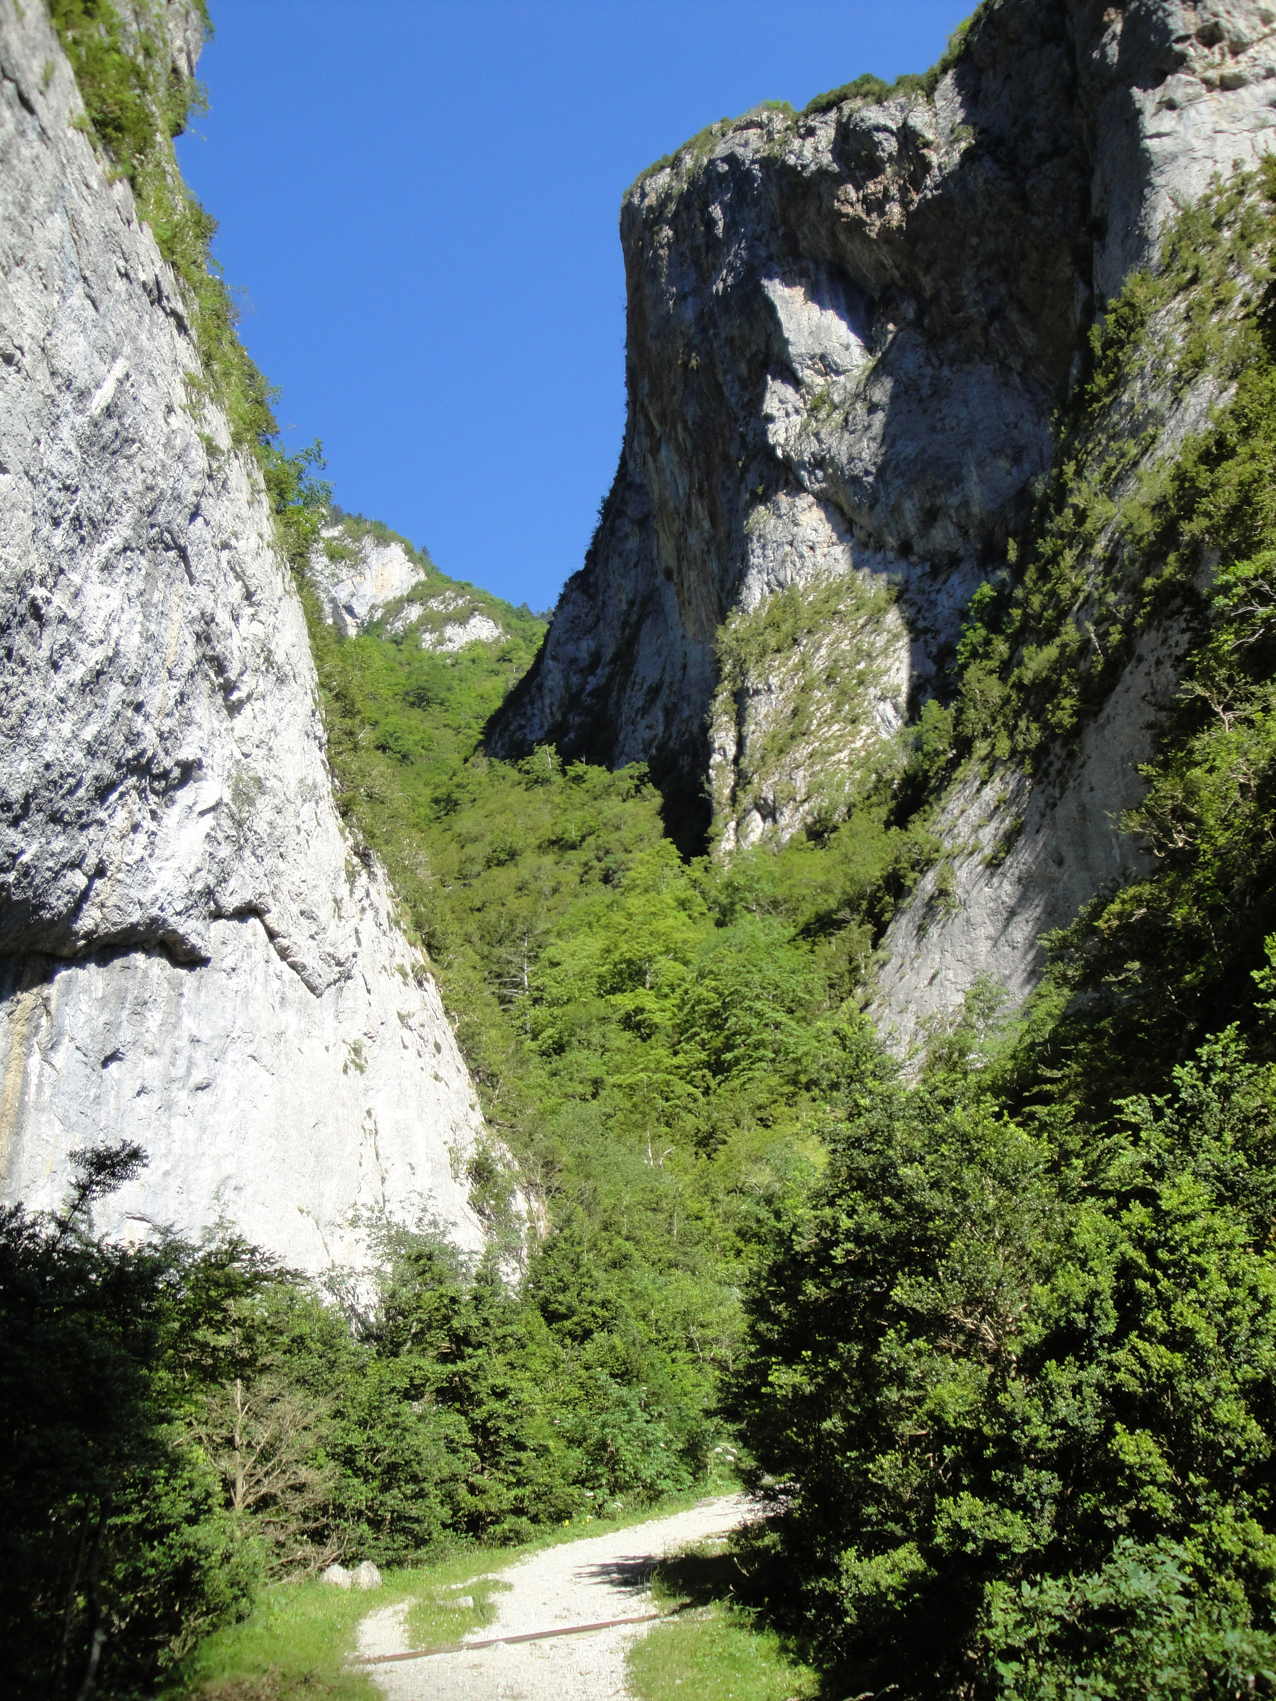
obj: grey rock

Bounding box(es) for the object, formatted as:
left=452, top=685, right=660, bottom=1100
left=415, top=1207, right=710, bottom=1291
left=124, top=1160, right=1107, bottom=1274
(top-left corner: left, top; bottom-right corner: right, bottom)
left=307, top=540, right=508, bottom=652
left=448, top=1596, right=475, bottom=1610
left=420, top=611, right=506, bottom=652
left=489, top=0, right=1276, bottom=1013
left=352, top=1561, right=383, bottom=1591
left=0, top=2, right=491, bottom=1267
left=321, top=1564, right=353, bottom=1590
left=873, top=623, right=1189, bottom=1052
left=308, top=528, right=427, bottom=637
left=871, top=276, right=1224, bottom=1045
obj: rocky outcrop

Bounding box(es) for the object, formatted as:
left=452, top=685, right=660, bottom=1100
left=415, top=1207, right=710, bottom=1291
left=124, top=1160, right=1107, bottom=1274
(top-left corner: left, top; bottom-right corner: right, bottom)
left=490, top=0, right=1276, bottom=1014
left=872, top=622, right=1188, bottom=1051
left=309, top=528, right=511, bottom=652
left=421, top=609, right=506, bottom=652
left=0, top=0, right=488, bottom=1267
left=309, top=526, right=429, bottom=637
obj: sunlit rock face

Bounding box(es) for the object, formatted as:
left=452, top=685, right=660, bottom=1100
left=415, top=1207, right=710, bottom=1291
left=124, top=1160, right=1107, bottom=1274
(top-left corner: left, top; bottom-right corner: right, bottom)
left=490, top=0, right=1276, bottom=1021
left=0, top=1, right=488, bottom=1267
left=421, top=611, right=506, bottom=652
left=308, top=529, right=428, bottom=637
left=307, top=538, right=511, bottom=651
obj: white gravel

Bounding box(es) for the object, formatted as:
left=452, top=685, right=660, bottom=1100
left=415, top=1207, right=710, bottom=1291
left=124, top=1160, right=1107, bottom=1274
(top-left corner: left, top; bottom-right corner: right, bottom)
left=357, top=1493, right=757, bottom=1701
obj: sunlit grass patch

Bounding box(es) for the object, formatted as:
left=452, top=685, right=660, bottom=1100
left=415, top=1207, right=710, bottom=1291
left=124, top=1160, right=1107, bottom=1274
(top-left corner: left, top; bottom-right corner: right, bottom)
left=628, top=1604, right=822, bottom=1701
left=168, top=1568, right=400, bottom=1700
left=405, top=1560, right=510, bottom=1648
left=169, top=1543, right=509, bottom=1700
left=170, top=1553, right=507, bottom=1700
left=627, top=1538, right=823, bottom=1701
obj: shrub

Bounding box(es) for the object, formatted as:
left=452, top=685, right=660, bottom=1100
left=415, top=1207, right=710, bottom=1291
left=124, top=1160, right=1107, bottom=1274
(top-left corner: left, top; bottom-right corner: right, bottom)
left=725, top=1034, right=1276, bottom=1698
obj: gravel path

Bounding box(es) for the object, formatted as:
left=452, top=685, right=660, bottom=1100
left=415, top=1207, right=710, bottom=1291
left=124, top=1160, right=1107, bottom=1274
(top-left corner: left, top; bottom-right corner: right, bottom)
left=357, top=1493, right=756, bottom=1701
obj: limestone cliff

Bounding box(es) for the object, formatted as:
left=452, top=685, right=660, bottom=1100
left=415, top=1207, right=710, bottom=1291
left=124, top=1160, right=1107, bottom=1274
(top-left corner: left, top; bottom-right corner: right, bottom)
left=490, top=0, right=1276, bottom=1028
left=0, top=0, right=489, bottom=1267
left=309, top=526, right=428, bottom=638
left=307, top=516, right=513, bottom=651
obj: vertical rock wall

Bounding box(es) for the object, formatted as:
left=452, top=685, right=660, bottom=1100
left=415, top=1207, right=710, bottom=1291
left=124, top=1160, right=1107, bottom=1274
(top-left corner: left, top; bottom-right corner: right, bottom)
left=490, top=0, right=1276, bottom=1025
left=0, top=0, right=488, bottom=1267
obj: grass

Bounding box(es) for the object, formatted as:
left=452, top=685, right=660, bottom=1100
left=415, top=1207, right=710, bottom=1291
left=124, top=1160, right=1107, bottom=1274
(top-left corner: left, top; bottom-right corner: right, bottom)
left=627, top=1538, right=823, bottom=1701
left=405, top=1563, right=510, bottom=1650
left=168, top=1571, right=395, bottom=1701
left=170, top=1483, right=744, bottom=1700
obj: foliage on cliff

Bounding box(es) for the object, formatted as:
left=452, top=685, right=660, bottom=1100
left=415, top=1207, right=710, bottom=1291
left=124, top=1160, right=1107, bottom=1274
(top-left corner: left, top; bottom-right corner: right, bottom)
left=801, top=1, right=991, bottom=114
left=935, top=161, right=1276, bottom=1108
left=951, top=166, right=1276, bottom=773
left=47, top=0, right=306, bottom=498
left=632, top=2, right=988, bottom=192
left=709, top=568, right=906, bottom=838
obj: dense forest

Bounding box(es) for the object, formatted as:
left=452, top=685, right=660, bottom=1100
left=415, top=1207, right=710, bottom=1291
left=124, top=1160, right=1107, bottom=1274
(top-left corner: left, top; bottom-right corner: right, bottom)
left=13, top=1, right=1276, bottom=1697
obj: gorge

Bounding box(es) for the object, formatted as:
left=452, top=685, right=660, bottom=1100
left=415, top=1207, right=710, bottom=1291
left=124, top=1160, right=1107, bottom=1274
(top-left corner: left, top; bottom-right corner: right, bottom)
left=10, top=1, right=1276, bottom=1696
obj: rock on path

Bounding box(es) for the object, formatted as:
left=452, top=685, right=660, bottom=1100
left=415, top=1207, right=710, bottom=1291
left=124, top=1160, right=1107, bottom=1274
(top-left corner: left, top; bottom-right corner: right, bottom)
left=357, top=1493, right=756, bottom=1700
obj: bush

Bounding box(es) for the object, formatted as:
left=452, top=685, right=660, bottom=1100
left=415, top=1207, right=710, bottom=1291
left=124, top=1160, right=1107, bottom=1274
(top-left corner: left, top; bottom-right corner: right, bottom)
left=725, top=1034, right=1276, bottom=1698
left=0, top=1147, right=263, bottom=1698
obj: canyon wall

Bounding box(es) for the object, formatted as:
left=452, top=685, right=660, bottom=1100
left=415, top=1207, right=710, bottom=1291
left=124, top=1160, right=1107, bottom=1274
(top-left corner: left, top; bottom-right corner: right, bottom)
left=490, top=0, right=1276, bottom=1027
left=0, top=0, right=489, bottom=1267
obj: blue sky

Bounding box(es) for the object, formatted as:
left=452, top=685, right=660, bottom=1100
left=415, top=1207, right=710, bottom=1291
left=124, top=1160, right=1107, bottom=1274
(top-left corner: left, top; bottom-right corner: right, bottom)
left=177, top=1, right=969, bottom=613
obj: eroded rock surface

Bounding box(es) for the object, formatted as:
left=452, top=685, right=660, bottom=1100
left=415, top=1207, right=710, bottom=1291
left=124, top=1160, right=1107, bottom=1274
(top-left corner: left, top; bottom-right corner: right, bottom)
left=309, top=527, right=428, bottom=637
left=0, top=1, right=487, bottom=1266
left=491, top=0, right=1276, bottom=1019
left=872, top=623, right=1188, bottom=1052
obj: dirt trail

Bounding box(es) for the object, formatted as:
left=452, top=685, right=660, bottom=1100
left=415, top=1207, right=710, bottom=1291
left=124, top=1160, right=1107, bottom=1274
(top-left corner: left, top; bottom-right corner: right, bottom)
left=357, top=1493, right=756, bottom=1701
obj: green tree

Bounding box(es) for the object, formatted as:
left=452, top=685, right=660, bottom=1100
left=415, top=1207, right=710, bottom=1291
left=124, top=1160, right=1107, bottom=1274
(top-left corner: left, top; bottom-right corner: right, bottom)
left=0, top=1146, right=261, bottom=1698
left=726, top=1035, right=1276, bottom=1698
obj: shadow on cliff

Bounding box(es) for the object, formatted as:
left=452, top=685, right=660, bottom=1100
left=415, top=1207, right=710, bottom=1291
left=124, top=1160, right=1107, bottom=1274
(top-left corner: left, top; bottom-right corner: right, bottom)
left=482, top=674, right=712, bottom=861
left=481, top=0, right=1113, bottom=866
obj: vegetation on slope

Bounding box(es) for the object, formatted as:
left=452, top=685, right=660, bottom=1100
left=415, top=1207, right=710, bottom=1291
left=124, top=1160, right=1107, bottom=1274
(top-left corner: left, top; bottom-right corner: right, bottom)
left=630, top=2, right=988, bottom=195
left=801, top=1, right=993, bottom=114
left=946, top=160, right=1276, bottom=1109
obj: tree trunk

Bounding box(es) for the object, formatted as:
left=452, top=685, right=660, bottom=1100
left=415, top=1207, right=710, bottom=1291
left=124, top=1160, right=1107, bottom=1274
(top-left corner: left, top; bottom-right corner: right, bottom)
left=74, top=1507, right=109, bottom=1701
left=57, top=1507, right=92, bottom=1687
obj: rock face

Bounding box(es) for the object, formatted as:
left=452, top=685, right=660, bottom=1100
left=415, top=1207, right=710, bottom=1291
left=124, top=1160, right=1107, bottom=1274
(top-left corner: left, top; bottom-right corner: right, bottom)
left=0, top=1, right=488, bottom=1267
left=309, top=529, right=511, bottom=652
left=308, top=527, right=429, bottom=637
left=872, top=623, right=1188, bottom=1051
left=421, top=609, right=506, bottom=652
left=490, top=0, right=1276, bottom=1015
